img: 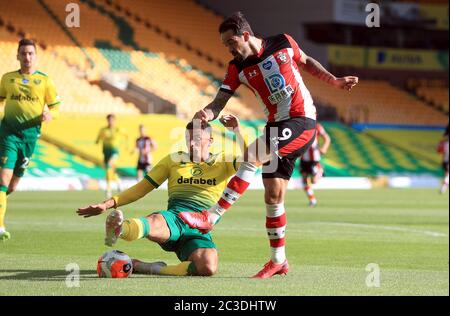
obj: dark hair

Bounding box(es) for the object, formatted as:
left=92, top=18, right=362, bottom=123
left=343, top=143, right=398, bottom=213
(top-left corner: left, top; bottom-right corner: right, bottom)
left=218, top=11, right=254, bottom=36
left=186, top=120, right=212, bottom=134
left=107, top=113, right=115, bottom=120
left=17, top=38, right=36, bottom=52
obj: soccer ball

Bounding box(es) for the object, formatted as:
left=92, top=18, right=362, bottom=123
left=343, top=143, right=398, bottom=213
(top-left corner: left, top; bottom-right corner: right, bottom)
left=97, top=250, right=133, bottom=278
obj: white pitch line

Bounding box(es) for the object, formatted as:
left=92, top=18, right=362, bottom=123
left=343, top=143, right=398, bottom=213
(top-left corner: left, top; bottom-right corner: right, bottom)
left=215, top=221, right=447, bottom=238
left=309, top=221, right=447, bottom=238
left=8, top=220, right=447, bottom=238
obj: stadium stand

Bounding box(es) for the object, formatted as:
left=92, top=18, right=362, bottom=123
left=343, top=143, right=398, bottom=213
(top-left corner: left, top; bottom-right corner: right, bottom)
left=407, top=79, right=449, bottom=114
left=0, top=0, right=446, bottom=178
left=3, top=0, right=257, bottom=119
left=302, top=73, right=448, bottom=125
left=315, top=122, right=441, bottom=176
left=0, top=33, right=139, bottom=114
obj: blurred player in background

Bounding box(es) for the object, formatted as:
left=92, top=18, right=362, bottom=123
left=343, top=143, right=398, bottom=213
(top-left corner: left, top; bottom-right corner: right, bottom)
left=78, top=115, right=246, bottom=277
left=134, top=124, right=157, bottom=181
left=0, top=39, right=60, bottom=241
left=299, top=122, right=331, bottom=206
left=96, top=114, right=128, bottom=198
left=437, top=124, right=448, bottom=194
left=180, top=12, right=358, bottom=278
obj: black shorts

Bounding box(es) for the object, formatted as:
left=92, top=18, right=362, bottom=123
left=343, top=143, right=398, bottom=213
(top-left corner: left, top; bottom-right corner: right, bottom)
left=444, top=161, right=449, bottom=173
left=262, top=117, right=316, bottom=180
left=300, top=160, right=322, bottom=177
left=137, top=162, right=151, bottom=172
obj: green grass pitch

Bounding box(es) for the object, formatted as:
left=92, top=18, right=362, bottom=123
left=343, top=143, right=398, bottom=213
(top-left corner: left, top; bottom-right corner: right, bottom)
left=0, top=189, right=448, bottom=296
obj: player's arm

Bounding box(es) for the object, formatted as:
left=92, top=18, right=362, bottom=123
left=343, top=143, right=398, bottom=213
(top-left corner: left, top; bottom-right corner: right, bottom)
left=284, top=34, right=358, bottom=91
left=298, top=52, right=358, bottom=91
left=150, top=137, right=157, bottom=152
left=77, top=155, right=171, bottom=217
left=319, top=128, right=331, bottom=155
left=0, top=75, right=6, bottom=103
left=194, top=90, right=233, bottom=123
left=43, top=77, right=61, bottom=122
left=194, top=62, right=240, bottom=123
left=77, top=180, right=155, bottom=217
left=220, top=114, right=248, bottom=152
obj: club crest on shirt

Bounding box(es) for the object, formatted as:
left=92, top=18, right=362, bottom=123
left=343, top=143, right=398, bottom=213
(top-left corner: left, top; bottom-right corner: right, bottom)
left=33, top=79, right=41, bottom=85
left=276, top=52, right=288, bottom=64
left=191, top=166, right=204, bottom=177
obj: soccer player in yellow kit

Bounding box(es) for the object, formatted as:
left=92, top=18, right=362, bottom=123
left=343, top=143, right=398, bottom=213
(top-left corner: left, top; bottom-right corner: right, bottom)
left=96, top=114, right=128, bottom=198
left=78, top=115, right=245, bottom=276
left=0, top=39, right=60, bottom=241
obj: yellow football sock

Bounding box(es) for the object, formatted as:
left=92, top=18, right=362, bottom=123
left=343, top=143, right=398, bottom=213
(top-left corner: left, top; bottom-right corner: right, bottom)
left=106, top=169, right=112, bottom=190
left=0, top=188, right=7, bottom=229
left=159, top=261, right=197, bottom=276
left=120, top=217, right=150, bottom=241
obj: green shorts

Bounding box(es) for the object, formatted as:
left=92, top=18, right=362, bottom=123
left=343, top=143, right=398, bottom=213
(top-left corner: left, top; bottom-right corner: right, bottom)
left=0, top=129, right=37, bottom=177
left=103, top=148, right=119, bottom=167
left=157, top=209, right=216, bottom=262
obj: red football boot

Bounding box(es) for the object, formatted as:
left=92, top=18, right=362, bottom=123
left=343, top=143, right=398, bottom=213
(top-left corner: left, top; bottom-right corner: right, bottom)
left=252, top=260, right=289, bottom=279
left=179, top=210, right=213, bottom=234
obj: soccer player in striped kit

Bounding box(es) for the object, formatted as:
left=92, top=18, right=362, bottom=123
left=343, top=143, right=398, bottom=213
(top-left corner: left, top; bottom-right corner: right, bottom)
left=181, top=12, right=358, bottom=278
left=438, top=124, right=449, bottom=194
left=299, top=122, right=331, bottom=206
left=134, top=124, right=157, bottom=181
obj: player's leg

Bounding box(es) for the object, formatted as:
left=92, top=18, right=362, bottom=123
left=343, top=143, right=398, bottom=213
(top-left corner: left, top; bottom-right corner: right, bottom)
left=180, top=118, right=316, bottom=232
left=110, top=152, right=122, bottom=192
left=252, top=160, right=292, bottom=278
left=104, top=153, right=120, bottom=197
left=136, top=167, right=143, bottom=182
left=440, top=162, right=449, bottom=194
left=104, top=154, right=113, bottom=198
left=0, top=168, right=13, bottom=240
left=115, top=210, right=217, bottom=276
left=179, top=136, right=270, bottom=231
left=187, top=248, right=218, bottom=276
left=263, top=177, right=289, bottom=265
left=0, top=135, right=20, bottom=240
left=300, top=161, right=316, bottom=206
left=7, top=176, right=21, bottom=195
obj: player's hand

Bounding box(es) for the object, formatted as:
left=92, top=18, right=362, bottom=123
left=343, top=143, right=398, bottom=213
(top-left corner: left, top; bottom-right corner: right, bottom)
left=319, top=147, right=328, bottom=155
left=77, top=203, right=107, bottom=218
left=193, top=109, right=211, bottom=124
left=219, top=114, right=240, bottom=131
left=332, top=76, right=358, bottom=91
left=41, top=111, right=53, bottom=122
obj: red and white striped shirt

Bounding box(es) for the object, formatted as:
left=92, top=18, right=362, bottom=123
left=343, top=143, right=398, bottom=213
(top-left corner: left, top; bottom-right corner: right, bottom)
left=136, top=136, right=153, bottom=164
left=302, top=123, right=328, bottom=162
left=220, top=33, right=316, bottom=123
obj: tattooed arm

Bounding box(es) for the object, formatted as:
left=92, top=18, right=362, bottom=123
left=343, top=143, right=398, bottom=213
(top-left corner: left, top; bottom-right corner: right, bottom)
left=193, top=90, right=233, bottom=123
left=298, top=51, right=358, bottom=91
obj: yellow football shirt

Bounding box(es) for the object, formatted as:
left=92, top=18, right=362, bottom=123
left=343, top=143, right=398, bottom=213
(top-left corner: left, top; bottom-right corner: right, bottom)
left=0, top=70, right=60, bottom=135
left=96, top=126, right=128, bottom=151
left=145, top=151, right=240, bottom=211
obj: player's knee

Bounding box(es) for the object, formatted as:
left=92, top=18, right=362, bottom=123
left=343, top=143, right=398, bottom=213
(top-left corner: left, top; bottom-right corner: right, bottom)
left=195, top=261, right=217, bottom=276
left=6, top=185, right=16, bottom=195
left=146, top=214, right=162, bottom=230
left=265, top=190, right=284, bottom=204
